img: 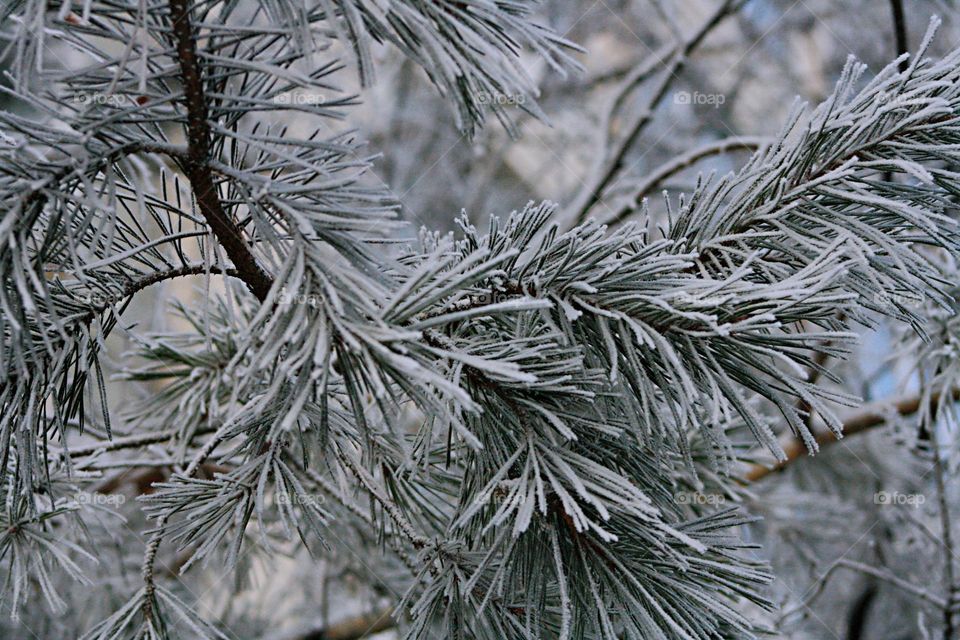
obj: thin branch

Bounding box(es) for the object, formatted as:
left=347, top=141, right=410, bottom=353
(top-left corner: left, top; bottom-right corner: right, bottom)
left=925, top=392, right=957, bottom=639
left=890, top=0, right=909, bottom=74
left=744, top=388, right=960, bottom=483
left=602, top=135, right=768, bottom=225
left=297, top=458, right=422, bottom=574
left=780, top=557, right=948, bottom=624
left=559, top=45, right=677, bottom=230
left=77, top=458, right=182, bottom=470
left=59, top=428, right=184, bottom=458
left=76, top=262, right=240, bottom=320
left=301, top=466, right=374, bottom=527
left=336, top=448, right=431, bottom=550
left=565, top=0, right=740, bottom=226
left=272, top=607, right=395, bottom=640
left=140, top=419, right=232, bottom=613
left=836, top=560, right=945, bottom=607
left=886, top=0, right=909, bottom=185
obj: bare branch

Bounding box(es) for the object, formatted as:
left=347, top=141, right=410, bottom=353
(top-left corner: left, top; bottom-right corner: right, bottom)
left=564, top=0, right=741, bottom=226
left=602, top=136, right=768, bottom=225
left=744, top=388, right=960, bottom=483
left=271, top=607, right=395, bottom=640
left=780, top=557, right=948, bottom=624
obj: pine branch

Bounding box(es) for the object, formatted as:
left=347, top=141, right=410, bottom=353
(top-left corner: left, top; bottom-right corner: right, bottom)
left=79, top=263, right=240, bottom=318
left=139, top=419, right=232, bottom=616
left=5, top=2, right=960, bottom=637
left=168, top=0, right=273, bottom=301
left=335, top=447, right=431, bottom=551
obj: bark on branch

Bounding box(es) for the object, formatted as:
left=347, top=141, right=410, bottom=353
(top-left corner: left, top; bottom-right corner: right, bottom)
left=274, top=608, right=395, bottom=640
left=744, top=388, right=960, bottom=483
left=168, top=0, right=273, bottom=301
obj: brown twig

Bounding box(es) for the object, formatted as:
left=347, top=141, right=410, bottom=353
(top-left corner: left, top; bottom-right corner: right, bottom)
left=137, top=0, right=278, bottom=612
left=168, top=0, right=273, bottom=301
left=272, top=608, right=395, bottom=640
left=744, top=388, right=960, bottom=483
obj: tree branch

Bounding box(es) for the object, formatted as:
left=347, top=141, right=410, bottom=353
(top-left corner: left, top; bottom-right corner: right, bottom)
left=565, top=0, right=741, bottom=226
left=602, top=135, right=767, bottom=225
left=168, top=0, right=273, bottom=302
left=270, top=607, right=395, bottom=640
left=924, top=385, right=958, bottom=640
left=890, top=0, right=909, bottom=74
left=77, top=262, right=239, bottom=320
left=139, top=417, right=232, bottom=613
left=780, top=556, right=947, bottom=624
left=744, top=388, right=960, bottom=483
left=336, top=448, right=431, bottom=550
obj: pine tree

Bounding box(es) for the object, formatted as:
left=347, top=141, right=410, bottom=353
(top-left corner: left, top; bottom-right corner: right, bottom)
left=1, top=1, right=959, bottom=638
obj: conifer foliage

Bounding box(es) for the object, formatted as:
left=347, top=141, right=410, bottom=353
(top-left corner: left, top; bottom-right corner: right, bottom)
left=1, top=1, right=959, bottom=638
